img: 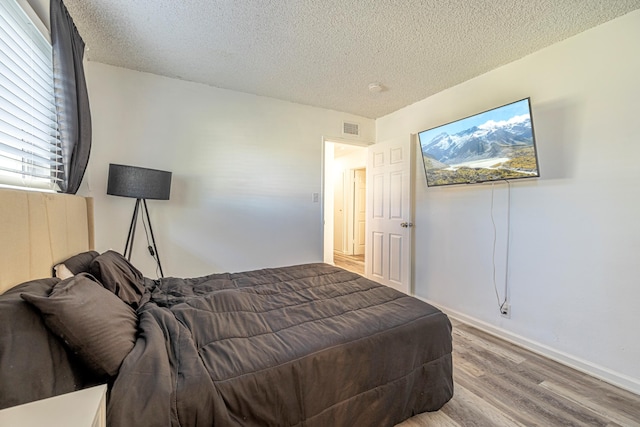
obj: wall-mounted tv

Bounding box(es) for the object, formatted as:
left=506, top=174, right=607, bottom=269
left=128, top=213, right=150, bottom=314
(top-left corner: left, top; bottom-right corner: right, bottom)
left=418, top=98, right=540, bottom=187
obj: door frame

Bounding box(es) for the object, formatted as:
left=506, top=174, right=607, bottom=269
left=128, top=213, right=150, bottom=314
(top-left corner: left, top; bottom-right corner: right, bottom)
left=351, top=168, right=366, bottom=256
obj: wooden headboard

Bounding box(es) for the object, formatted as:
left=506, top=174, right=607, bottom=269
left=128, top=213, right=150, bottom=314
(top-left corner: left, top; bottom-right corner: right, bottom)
left=0, top=188, right=94, bottom=294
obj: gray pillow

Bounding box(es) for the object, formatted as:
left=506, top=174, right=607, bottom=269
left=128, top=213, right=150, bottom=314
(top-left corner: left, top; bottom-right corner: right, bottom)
left=90, top=250, right=146, bottom=308
left=55, top=250, right=100, bottom=275
left=0, top=277, right=100, bottom=409
left=21, top=273, right=138, bottom=377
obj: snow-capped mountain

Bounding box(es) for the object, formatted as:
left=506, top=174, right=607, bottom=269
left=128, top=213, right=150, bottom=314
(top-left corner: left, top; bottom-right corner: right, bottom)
left=422, top=115, right=533, bottom=165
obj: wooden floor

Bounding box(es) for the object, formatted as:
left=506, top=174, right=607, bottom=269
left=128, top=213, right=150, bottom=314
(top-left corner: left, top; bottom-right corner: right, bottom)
left=396, top=319, right=640, bottom=427
left=333, top=251, right=364, bottom=275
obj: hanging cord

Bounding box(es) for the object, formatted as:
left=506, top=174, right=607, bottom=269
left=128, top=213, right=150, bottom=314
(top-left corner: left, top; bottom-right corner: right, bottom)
left=140, top=204, right=161, bottom=278
left=491, top=180, right=511, bottom=313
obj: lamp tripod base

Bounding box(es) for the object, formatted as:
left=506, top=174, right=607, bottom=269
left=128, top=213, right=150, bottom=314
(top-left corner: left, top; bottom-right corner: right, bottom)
left=123, top=198, right=164, bottom=278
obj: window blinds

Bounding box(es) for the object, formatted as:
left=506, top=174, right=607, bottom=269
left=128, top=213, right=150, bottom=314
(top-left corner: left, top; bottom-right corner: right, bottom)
left=0, top=0, right=61, bottom=190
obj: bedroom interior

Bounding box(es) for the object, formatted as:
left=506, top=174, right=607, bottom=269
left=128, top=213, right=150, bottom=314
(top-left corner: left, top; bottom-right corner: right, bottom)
left=1, top=0, right=640, bottom=425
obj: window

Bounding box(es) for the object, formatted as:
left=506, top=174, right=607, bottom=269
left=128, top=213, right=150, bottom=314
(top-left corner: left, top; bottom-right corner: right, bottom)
left=0, top=0, right=61, bottom=191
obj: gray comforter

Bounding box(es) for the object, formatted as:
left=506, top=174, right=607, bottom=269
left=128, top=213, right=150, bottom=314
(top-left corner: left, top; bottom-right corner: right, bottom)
left=108, top=263, right=453, bottom=426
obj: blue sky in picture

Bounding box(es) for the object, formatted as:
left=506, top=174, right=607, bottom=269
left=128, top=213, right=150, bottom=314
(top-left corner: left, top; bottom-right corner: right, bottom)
left=420, top=99, right=531, bottom=144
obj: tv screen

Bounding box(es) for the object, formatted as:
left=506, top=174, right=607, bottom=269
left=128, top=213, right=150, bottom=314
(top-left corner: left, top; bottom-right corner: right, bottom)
left=418, top=98, right=540, bottom=187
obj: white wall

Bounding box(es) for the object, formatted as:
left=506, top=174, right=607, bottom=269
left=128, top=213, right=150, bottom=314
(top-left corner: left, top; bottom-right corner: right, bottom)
left=80, top=62, right=374, bottom=278
left=376, top=10, right=640, bottom=393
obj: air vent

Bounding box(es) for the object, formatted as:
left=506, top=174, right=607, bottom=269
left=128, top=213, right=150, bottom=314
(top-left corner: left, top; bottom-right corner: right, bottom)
left=342, top=121, right=360, bottom=137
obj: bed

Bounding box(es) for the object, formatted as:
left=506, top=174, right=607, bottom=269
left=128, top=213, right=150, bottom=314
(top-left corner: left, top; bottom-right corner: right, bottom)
left=0, top=188, right=453, bottom=426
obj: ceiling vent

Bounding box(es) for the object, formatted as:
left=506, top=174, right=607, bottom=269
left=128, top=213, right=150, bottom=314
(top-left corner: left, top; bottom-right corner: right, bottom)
left=342, top=121, right=360, bottom=137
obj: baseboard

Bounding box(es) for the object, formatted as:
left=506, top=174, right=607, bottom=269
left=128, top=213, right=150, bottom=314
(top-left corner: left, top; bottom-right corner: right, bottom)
left=417, top=297, right=640, bottom=396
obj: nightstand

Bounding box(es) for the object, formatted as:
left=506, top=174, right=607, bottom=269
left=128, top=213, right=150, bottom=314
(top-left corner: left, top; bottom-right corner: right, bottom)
left=0, top=384, right=107, bottom=427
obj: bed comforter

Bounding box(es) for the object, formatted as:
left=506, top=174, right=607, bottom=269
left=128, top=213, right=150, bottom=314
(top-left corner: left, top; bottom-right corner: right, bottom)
left=108, top=263, right=453, bottom=427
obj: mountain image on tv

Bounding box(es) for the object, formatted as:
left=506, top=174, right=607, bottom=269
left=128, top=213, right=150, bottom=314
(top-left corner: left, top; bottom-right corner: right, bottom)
left=418, top=99, right=540, bottom=187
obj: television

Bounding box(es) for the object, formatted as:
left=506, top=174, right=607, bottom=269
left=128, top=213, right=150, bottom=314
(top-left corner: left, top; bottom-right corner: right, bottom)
left=418, top=98, right=540, bottom=187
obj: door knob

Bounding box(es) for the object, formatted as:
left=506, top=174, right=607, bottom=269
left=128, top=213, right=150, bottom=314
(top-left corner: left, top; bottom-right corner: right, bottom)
left=400, top=222, right=414, bottom=228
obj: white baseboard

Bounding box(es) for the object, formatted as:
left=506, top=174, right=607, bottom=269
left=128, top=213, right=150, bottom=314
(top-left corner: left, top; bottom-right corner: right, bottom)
left=418, top=297, right=640, bottom=396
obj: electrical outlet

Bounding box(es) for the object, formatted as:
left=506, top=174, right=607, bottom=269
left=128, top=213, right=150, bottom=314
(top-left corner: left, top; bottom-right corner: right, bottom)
left=500, top=304, right=511, bottom=318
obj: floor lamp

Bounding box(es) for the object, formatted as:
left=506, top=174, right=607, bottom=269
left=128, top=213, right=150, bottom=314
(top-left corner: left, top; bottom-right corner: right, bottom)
left=107, top=164, right=172, bottom=277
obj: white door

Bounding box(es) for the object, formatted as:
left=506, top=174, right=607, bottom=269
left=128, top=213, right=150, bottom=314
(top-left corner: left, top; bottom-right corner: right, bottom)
left=365, top=138, right=414, bottom=294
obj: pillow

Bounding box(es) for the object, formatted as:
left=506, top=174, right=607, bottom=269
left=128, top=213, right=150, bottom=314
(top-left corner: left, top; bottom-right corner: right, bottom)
left=90, top=250, right=146, bottom=308
left=53, top=250, right=100, bottom=276
left=21, top=273, right=138, bottom=377
left=0, top=278, right=101, bottom=409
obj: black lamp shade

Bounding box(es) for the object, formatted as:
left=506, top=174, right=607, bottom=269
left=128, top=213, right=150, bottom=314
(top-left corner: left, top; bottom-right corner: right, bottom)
left=107, top=164, right=172, bottom=200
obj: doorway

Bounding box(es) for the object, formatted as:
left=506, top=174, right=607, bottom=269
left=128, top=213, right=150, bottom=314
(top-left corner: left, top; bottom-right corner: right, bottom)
left=323, top=140, right=367, bottom=275
left=324, top=137, right=415, bottom=293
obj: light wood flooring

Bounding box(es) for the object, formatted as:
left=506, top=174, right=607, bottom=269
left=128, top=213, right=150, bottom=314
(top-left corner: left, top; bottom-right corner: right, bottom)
left=333, top=251, right=364, bottom=275
left=396, top=319, right=640, bottom=427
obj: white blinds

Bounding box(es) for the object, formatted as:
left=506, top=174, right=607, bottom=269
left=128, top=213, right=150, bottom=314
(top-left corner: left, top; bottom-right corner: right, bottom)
left=0, top=0, right=61, bottom=190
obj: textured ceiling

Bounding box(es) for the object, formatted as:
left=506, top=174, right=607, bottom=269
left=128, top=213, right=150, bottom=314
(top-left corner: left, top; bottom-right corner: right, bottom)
left=62, top=0, right=640, bottom=119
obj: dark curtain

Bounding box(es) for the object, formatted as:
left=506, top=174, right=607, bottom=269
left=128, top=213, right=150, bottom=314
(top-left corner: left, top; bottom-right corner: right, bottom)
left=51, top=0, right=91, bottom=194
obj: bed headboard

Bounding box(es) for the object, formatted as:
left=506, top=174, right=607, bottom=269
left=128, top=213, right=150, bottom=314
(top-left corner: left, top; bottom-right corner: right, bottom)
left=0, top=188, right=94, bottom=294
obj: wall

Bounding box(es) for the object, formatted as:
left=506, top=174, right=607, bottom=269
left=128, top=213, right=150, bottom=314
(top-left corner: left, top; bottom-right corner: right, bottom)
left=80, top=62, right=374, bottom=278
left=376, top=10, right=640, bottom=393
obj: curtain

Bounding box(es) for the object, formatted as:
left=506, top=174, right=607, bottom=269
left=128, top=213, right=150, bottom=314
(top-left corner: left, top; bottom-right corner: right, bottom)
left=51, top=0, right=91, bottom=194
